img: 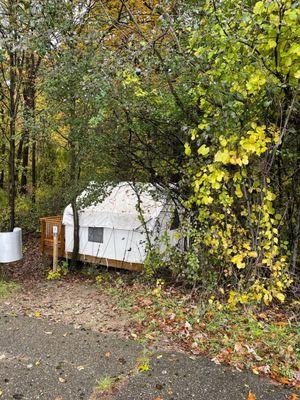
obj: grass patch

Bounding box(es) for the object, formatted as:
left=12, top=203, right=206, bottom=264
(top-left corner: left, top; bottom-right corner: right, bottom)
left=0, top=279, right=19, bottom=298
left=91, top=374, right=128, bottom=400
left=95, top=376, right=117, bottom=392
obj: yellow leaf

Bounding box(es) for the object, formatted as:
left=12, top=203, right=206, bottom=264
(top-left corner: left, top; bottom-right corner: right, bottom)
left=266, top=39, right=277, bottom=49
left=246, top=73, right=266, bottom=93
left=202, top=196, right=214, bottom=205
left=138, top=364, right=150, bottom=372
left=219, top=136, right=227, bottom=147
left=197, top=144, right=210, bottom=156
left=231, top=254, right=245, bottom=269
left=214, top=149, right=230, bottom=164
left=239, top=294, right=248, bottom=304
left=235, top=184, right=243, bottom=198
left=215, top=170, right=225, bottom=182
left=266, top=191, right=276, bottom=201
left=275, top=292, right=285, bottom=303
left=263, top=292, right=272, bottom=305
left=184, top=143, right=191, bottom=156
left=248, top=391, right=257, bottom=399
left=243, top=242, right=251, bottom=250
left=248, top=251, right=258, bottom=258
left=242, top=155, right=249, bottom=165
left=253, top=1, right=263, bottom=14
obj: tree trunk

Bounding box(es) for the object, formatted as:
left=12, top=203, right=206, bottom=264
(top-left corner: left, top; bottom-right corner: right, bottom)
left=71, top=200, right=80, bottom=268
left=291, top=206, right=300, bottom=275
left=20, top=129, right=29, bottom=193
left=31, top=140, right=36, bottom=203
left=22, top=53, right=37, bottom=195
left=0, top=93, right=5, bottom=189
left=69, top=140, right=80, bottom=269
left=8, top=50, right=16, bottom=231
left=0, top=144, right=5, bottom=190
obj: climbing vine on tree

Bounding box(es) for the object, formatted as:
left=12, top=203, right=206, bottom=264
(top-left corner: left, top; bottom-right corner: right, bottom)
left=185, top=0, right=299, bottom=305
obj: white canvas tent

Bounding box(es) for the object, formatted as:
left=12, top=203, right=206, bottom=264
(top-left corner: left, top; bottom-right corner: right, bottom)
left=62, top=182, right=178, bottom=270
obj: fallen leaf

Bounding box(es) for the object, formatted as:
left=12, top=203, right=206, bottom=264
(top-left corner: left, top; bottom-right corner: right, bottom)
left=58, top=377, right=66, bottom=383
left=290, top=394, right=298, bottom=400
left=255, top=365, right=270, bottom=374
left=184, top=321, right=192, bottom=330
left=141, top=298, right=153, bottom=307
left=258, top=312, right=267, bottom=320
left=293, top=370, right=300, bottom=382
left=211, top=357, right=221, bottom=365
left=248, top=392, right=256, bottom=400
left=245, top=345, right=262, bottom=361
left=104, top=352, right=110, bottom=358
left=274, top=321, right=288, bottom=327
left=234, top=342, right=244, bottom=353
left=155, top=383, right=164, bottom=390
left=276, top=376, right=291, bottom=385
left=138, top=364, right=150, bottom=372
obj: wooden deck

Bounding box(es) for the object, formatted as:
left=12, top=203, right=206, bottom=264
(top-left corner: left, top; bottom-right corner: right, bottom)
left=40, top=215, right=143, bottom=271
left=65, top=252, right=143, bottom=272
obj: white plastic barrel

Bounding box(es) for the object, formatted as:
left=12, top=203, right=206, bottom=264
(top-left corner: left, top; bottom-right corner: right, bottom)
left=0, top=228, right=23, bottom=263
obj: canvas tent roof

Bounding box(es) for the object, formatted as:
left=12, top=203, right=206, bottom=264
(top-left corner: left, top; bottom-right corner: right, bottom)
left=62, top=182, right=166, bottom=231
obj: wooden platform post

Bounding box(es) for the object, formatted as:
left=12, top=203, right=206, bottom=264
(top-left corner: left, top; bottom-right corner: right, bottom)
left=53, top=225, right=58, bottom=272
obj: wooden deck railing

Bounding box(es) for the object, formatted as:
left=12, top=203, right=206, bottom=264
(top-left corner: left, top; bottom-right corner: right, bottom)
left=40, top=215, right=65, bottom=257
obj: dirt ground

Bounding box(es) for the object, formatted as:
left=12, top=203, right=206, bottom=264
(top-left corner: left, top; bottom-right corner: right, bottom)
left=1, top=235, right=135, bottom=336
left=0, top=279, right=134, bottom=335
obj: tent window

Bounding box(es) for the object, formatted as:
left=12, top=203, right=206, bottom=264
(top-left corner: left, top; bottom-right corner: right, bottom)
left=88, top=227, right=104, bottom=243
left=170, top=208, right=180, bottom=231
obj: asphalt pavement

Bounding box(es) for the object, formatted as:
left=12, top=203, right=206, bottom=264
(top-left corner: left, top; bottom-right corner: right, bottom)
left=0, top=314, right=297, bottom=400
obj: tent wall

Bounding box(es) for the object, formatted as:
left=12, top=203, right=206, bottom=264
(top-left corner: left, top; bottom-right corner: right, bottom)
left=65, top=225, right=147, bottom=264
left=151, top=208, right=181, bottom=251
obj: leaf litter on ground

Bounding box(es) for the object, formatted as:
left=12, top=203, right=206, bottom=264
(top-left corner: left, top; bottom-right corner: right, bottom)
left=100, top=278, right=300, bottom=388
